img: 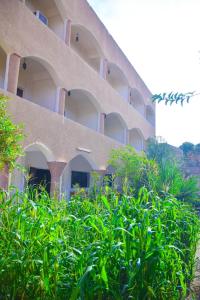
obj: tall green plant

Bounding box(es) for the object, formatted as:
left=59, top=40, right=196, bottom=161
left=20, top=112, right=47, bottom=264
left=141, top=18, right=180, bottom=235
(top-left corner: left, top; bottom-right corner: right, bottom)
left=0, top=94, right=24, bottom=170
left=108, top=145, right=157, bottom=195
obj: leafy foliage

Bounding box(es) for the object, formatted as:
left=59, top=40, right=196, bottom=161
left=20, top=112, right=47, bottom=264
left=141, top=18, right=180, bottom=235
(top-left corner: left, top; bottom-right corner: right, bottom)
left=152, top=91, right=196, bottom=105
left=180, top=142, right=195, bottom=156
left=0, top=188, right=199, bottom=299
left=0, top=94, right=24, bottom=170
left=146, top=138, right=199, bottom=203
left=108, top=145, right=157, bottom=195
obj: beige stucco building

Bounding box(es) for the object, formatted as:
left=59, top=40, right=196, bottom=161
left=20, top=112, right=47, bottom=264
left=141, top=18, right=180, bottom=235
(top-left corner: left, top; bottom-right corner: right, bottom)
left=0, top=0, right=155, bottom=197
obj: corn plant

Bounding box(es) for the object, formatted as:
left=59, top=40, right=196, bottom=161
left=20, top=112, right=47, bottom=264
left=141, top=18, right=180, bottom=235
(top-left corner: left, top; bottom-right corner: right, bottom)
left=0, top=188, right=199, bottom=299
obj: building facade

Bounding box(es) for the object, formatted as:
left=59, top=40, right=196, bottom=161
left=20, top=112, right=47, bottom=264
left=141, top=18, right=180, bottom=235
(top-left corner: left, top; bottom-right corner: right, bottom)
left=0, top=0, right=155, bottom=197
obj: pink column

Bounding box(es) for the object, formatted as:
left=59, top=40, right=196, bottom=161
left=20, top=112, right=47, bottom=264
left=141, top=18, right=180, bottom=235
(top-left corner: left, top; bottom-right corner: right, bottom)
left=100, top=58, right=108, bottom=79
left=128, top=87, right=132, bottom=104
left=6, top=53, right=21, bottom=94
left=0, top=164, right=9, bottom=190
left=47, top=161, right=67, bottom=197
left=56, top=87, right=66, bottom=115
left=98, top=113, right=106, bottom=134
left=64, top=19, right=72, bottom=46
left=125, top=129, right=130, bottom=145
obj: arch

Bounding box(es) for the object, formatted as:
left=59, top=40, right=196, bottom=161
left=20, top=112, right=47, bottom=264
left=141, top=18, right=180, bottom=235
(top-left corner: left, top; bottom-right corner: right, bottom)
left=104, top=112, right=127, bottom=144
left=107, top=62, right=129, bottom=101
left=146, top=105, right=155, bottom=126
left=64, top=89, right=101, bottom=131
left=0, top=46, right=7, bottom=89
left=130, top=88, right=145, bottom=116
left=129, top=128, right=145, bottom=152
left=25, top=142, right=55, bottom=162
left=25, top=0, right=65, bottom=40
left=17, top=56, right=58, bottom=111
left=61, top=154, right=96, bottom=197
left=71, top=24, right=104, bottom=72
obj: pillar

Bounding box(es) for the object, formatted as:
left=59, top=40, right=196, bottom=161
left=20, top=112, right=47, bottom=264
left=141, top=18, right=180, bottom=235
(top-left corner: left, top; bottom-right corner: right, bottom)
left=124, top=129, right=130, bottom=145
left=47, top=161, right=67, bottom=198
left=64, top=19, right=72, bottom=46
left=6, top=53, right=21, bottom=94
left=56, top=87, right=66, bottom=115
left=98, top=112, right=106, bottom=134
left=100, top=58, right=108, bottom=79
left=128, top=87, right=132, bottom=104
left=0, top=164, right=9, bottom=190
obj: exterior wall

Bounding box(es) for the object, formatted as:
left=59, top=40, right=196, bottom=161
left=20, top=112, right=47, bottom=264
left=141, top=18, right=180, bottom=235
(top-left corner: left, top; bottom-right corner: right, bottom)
left=0, top=0, right=156, bottom=194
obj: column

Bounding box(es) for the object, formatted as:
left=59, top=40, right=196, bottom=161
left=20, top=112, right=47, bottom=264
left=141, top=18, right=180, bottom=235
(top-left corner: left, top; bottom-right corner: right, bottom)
left=100, top=58, right=108, bottom=79
left=128, top=87, right=132, bottom=104
left=56, top=87, right=66, bottom=115
left=47, top=161, right=67, bottom=198
left=6, top=53, right=21, bottom=94
left=64, top=19, right=72, bottom=46
left=124, top=129, right=130, bottom=145
left=98, top=112, right=106, bottom=134
left=0, top=164, right=9, bottom=190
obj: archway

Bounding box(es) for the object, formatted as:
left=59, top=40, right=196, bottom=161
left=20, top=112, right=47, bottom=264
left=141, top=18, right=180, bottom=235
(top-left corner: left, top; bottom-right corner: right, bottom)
left=61, top=154, right=94, bottom=197
left=25, top=0, right=64, bottom=39
left=104, top=113, right=127, bottom=144
left=71, top=24, right=103, bottom=72
left=17, top=56, right=57, bottom=111
left=146, top=105, right=155, bottom=126
left=130, top=88, right=145, bottom=116
left=11, top=143, right=54, bottom=194
left=107, top=63, right=129, bottom=101
left=129, top=128, right=145, bottom=152
left=0, top=46, right=7, bottom=89
left=64, top=89, right=100, bottom=131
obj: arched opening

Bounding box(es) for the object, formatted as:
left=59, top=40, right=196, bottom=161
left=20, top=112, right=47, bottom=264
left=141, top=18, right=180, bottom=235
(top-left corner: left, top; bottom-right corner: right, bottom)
left=25, top=0, right=64, bottom=39
left=71, top=24, right=103, bottom=72
left=11, top=143, right=54, bottom=194
left=107, top=63, right=129, bottom=101
left=130, top=88, right=145, bottom=116
left=62, top=154, right=94, bottom=197
left=17, top=57, right=57, bottom=111
left=104, top=113, right=127, bottom=144
left=64, top=89, right=100, bottom=131
left=0, top=46, right=7, bottom=89
left=25, top=143, right=54, bottom=195
left=129, top=128, right=144, bottom=152
left=146, top=105, right=155, bottom=126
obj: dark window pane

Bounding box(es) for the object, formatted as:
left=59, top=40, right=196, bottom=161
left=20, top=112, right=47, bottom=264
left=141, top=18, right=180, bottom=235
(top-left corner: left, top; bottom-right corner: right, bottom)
left=17, top=87, right=23, bottom=98
left=71, top=171, right=89, bottom=188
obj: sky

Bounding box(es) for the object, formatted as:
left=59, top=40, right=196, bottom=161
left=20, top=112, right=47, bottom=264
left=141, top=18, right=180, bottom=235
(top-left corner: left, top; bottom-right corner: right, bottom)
left=87, top=0, right=200, bottom=147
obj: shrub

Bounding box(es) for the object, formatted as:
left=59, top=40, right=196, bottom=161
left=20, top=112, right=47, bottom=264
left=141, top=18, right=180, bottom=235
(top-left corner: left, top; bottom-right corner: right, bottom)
left=0, top=188, right=199, bottom=299
left=0, top=94, right=24, bottom=170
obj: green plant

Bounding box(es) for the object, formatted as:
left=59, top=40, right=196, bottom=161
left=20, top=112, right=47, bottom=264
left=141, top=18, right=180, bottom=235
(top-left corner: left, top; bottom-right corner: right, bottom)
left=108, top=145, right=157, bottom=195
left=180, top=142, right=195, bottom=156
left=0, top=188, right=199, bottom=299
left=0, top=94, right=24, bottom=170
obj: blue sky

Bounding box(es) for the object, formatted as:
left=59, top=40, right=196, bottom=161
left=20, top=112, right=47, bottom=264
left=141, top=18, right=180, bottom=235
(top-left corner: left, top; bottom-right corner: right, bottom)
left=88, top=0, right=200, bottom=146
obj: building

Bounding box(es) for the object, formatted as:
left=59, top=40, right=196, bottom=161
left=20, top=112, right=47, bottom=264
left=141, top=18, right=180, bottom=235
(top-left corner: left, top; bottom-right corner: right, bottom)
left=0, top=0, right=155, bottom=197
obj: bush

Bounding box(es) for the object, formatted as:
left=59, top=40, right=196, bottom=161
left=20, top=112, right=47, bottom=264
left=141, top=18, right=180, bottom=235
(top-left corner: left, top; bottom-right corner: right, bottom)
left=0, top=94, right=24, bottom=170
left=0, top=189, right=199, bottom=299
left=108, top=145, right=158, bottom=195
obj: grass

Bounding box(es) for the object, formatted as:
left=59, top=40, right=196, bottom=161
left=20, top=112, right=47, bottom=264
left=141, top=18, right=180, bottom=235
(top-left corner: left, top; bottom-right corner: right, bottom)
left=0, top=187, right=199, bottom=299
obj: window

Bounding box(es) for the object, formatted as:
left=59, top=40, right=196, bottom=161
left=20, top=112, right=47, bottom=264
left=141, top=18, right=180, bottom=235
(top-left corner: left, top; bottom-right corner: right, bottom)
left=17, top=87, right=23, bottom=98
left=71, top=171, right=90, bottom=188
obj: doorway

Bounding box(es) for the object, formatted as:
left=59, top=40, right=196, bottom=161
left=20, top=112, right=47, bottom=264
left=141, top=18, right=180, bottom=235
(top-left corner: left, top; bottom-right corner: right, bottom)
left=28, top=167, right=51, bottom=195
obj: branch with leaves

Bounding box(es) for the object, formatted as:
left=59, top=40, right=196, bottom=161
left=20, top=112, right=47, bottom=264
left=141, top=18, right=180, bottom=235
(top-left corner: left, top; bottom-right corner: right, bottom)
left=151, top=91, right=199, bottom=105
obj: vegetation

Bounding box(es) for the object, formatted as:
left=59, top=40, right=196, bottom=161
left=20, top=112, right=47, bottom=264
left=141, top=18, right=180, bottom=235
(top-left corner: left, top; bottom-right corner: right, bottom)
left=180, top=142, right=200, bottom=156
left=146, top=139, right=199, bottom=204
left=0, top=94, right=24, bottom=171
left=0, top=188, right=199, bottom=300
left=151, top=91, right=197, bottom=105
